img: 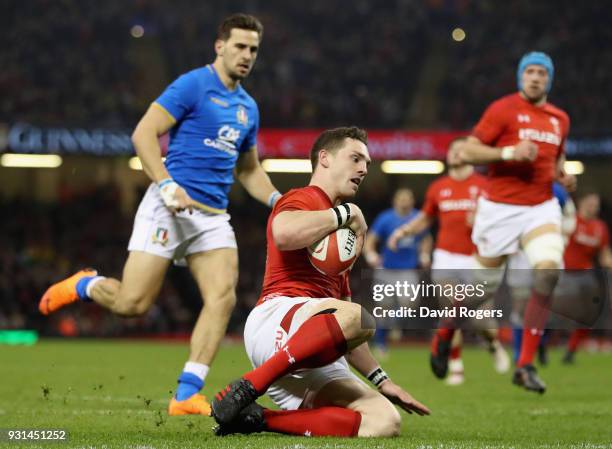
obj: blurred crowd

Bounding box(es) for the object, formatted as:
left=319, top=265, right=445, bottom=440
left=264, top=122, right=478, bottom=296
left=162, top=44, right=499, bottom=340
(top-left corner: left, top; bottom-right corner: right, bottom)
left=438, top=1, right=612, bottom=134
left=3, top=0, right=610, bottom=132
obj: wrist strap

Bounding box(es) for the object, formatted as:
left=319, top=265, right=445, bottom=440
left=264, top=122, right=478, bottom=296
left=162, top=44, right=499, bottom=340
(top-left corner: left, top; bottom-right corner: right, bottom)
left=501, top=146, right=515, bottom=161
left=332, top=204, right=351, bottom=228
left=158, top=178, right=175, bottom=189
left=367, top=367, right=389, bottom=387
left=267, top=190, right=282, bottom=208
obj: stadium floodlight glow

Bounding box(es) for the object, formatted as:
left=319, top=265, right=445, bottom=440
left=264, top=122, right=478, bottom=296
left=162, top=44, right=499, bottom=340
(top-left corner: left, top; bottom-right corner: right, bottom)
left=381, top=160, right=445, bottom=174
left=564, top=160, right=584, bottom=175
left=1, top=153, right=62, bottom=168
left=129, top=156, right=165, bottom=170
left=452, top=27, right=466, bottom=42
left=261, top=159, right=312, bottom=173
left=131, top=25, right=144, bottom=38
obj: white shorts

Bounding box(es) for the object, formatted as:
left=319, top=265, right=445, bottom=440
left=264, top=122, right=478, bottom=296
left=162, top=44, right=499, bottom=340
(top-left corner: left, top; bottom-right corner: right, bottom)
left=431, top=249, right=474, bottom=283
left=472, top=197, right=561, bottom=258
left=505, top=250, right=533, bottom=288
left=244, top=296, right=360, bottom=411
left=127, top=184, right=237, bottom=261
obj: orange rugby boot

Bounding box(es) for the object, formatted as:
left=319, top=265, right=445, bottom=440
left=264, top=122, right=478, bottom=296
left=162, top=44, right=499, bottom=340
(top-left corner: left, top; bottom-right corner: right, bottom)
left=39, top=269, right=98, bottom=315
left=168, top=393, right=212, bottom=416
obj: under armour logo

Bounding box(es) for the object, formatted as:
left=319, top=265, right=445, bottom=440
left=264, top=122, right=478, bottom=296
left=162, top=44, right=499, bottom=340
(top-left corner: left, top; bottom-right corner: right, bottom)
left=283, top=345, right=296, bottom=364
left=517, top=114, right=531, bottom=123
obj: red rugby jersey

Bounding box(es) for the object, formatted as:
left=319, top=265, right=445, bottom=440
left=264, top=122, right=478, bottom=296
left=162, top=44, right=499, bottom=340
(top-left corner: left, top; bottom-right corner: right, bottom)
left=472, top=93, right=570, bottom=205
left=257, top=185, right=351, bottom=305
left=564, top=215, right=609, bottom=269
left=422, top=172, right=485, bottom=255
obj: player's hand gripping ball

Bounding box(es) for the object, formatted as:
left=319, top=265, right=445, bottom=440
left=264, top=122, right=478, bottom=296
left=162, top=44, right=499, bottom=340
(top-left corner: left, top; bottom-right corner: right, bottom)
left=308, top=228, right=358, bottom=275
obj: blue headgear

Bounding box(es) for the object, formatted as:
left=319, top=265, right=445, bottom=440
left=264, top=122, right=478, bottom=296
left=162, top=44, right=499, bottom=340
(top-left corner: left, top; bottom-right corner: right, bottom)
left=517, top=51, right=554, bottom=93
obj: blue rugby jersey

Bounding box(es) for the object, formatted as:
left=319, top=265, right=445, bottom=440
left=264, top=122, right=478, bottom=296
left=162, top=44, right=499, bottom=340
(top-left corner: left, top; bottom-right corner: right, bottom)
left=370, top=208, right=427, bottom=269
left=154, top=65, right=259, bottom=212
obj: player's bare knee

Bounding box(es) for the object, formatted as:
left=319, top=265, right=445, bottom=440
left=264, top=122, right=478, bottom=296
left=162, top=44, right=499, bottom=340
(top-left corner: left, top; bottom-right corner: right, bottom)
left=360, top=401, right=401, bottom=437
left=335, top=303, right=373, bottom=344
left=114, top=295, right=151, bottom=316
left=360, top=307, right=376, bottom=340
left=204, top=286, right=236, bottom=313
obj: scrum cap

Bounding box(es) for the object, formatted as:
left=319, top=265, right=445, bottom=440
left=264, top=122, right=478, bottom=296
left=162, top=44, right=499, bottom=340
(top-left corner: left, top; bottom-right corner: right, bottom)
left=517, top=51, right=554, bottom=93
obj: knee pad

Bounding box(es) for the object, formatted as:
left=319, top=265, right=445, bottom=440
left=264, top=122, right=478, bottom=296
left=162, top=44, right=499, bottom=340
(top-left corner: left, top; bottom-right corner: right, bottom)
left=523, top=233, right=564, bottom=267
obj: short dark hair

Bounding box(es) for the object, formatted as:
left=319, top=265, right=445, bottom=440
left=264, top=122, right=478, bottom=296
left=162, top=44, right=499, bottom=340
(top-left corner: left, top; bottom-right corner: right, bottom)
left=310, top=126, right=368, bottom=171
left=217, top=13, right=264, bottom=41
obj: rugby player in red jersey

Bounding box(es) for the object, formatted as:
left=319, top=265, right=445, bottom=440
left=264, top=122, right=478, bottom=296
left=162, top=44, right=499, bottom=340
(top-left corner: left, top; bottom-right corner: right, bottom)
left=211, top=127, right=430, bottom=437
left=561, top=192, right=612, bottom=363
left=445, top=51, right=575, bottom=393
left=388, top=138, right=510, bottom=385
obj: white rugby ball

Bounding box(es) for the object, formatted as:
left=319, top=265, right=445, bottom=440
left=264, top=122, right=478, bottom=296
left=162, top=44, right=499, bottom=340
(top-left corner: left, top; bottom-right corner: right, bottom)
left=308, top=228, right=358, bottom=276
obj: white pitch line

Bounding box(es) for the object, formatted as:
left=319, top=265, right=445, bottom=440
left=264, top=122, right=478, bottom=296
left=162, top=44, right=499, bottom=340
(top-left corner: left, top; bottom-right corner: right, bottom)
left=70, top=409, right=158, bottom=415
left=78, top=395, right=166, bottom=405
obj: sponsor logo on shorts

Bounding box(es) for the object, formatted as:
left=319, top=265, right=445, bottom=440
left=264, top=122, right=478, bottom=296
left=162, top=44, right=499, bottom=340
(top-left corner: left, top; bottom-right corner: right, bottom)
left=152, top=227, right=169, bottom=246
left=283, top=345, right=296, bottom=364
left=274, top=328, right=287, bottom=353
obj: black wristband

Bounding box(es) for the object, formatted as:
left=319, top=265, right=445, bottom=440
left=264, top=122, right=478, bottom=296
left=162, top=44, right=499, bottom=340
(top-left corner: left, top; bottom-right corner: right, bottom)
left=332, top=207, right=343, bottom=227
left=340, top=203, right=351, bottom=224
left=367, top=367, right=389, bottom=387
left=331, top=204, right=351, bottom=228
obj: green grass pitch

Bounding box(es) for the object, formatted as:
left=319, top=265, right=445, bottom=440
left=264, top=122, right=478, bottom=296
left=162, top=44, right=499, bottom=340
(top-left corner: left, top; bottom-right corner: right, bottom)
left=1, top=339, right=611, bottom=448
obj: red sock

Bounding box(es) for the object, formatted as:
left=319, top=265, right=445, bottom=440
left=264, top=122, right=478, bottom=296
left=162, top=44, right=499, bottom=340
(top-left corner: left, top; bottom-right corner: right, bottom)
left=568, top=329, right=590, bottom=352
left=244, top=314, right=347, bottom=394
left=263, top=407, right=361, bottom=437
left=450, top=344, right=462, bottom=360
left=437, top=328, right=455, bottom=342
left=517, top=290, right=551, bottom=367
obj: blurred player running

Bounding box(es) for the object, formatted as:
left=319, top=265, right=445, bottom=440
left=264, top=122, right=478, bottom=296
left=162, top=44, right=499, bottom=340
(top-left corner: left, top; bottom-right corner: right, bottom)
left=210, top=127, right=430, bottom=438
left=561, top=192, right=612, bottom=363
left=388, top=138, right=509, bottom=385
left=38, top=14, right=281, bottom=415
left=508, top=181, right=576, bottom=365
left=363, top=188, right=432, bottom=358
left=450, top=51, right=575, bottom=393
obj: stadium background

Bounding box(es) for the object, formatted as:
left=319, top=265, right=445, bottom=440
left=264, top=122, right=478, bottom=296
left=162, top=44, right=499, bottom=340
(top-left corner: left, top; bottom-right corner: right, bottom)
left=1, top=0, right=611, bottom=343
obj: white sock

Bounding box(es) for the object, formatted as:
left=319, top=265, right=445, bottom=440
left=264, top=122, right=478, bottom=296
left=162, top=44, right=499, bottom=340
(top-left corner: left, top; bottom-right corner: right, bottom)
left=86, top=276, right=106, bottom=298
left=183, top=362, right=209, bottom=381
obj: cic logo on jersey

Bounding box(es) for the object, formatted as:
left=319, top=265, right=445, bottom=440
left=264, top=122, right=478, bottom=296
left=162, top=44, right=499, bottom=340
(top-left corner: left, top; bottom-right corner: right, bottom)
left=204, top=125, right=241, bottom=156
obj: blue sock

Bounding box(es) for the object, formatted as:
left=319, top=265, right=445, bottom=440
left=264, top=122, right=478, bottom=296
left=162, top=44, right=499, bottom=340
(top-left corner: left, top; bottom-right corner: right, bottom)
left=374, top=329, right=389, bottom=350
left=176, top=372, right=203, bottom=401
left=540, top=329, right=549, bottom=348
left=75, top=276, right=96, bottom=302
left=512, top=327, right=522, bottom=364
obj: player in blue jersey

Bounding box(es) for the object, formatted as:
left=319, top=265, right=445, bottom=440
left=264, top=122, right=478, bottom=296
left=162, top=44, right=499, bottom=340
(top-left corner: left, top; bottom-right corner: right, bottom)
left=38, top=14, right=281, bottom=416
left=363, top=188, right=432, bottom=356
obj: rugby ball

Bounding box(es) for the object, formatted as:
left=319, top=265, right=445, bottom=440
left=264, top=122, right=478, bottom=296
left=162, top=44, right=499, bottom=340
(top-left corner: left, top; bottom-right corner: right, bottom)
left=308, top=228, right=358, bottom=276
